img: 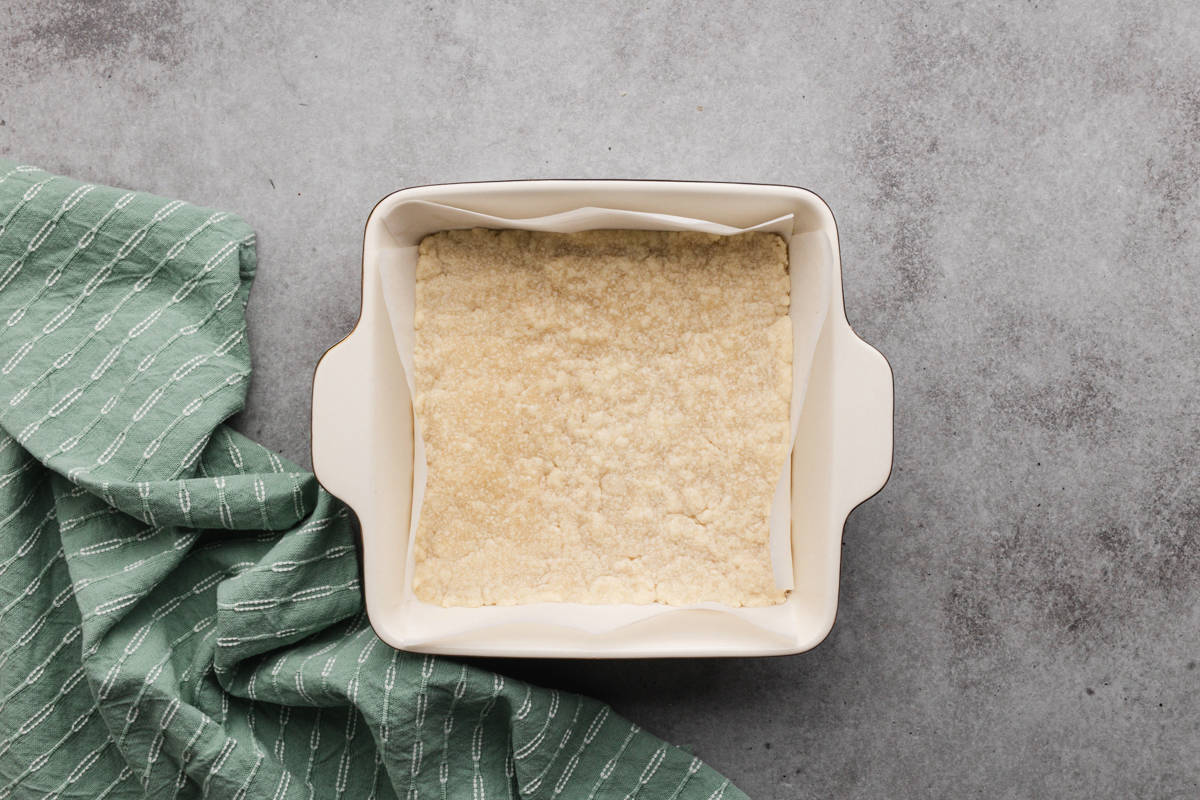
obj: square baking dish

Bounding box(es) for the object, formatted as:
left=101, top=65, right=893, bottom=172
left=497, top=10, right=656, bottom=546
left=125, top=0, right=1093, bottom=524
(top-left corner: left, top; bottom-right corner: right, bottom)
left=311, top=180, right=893, bottom=658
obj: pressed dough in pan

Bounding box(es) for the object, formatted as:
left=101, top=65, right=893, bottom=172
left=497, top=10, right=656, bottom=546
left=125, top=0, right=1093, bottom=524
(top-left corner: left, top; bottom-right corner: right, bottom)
left=412, top=228, right=791, bottom=607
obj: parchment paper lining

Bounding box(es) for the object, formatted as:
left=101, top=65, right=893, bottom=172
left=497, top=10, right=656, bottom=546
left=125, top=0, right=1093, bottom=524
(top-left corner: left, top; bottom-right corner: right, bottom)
left=379, top=201, right=831, bottom=639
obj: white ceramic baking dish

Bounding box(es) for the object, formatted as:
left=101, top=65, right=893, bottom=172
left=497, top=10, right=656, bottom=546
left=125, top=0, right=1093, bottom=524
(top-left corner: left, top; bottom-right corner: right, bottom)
left=311, top=180, right=892, bottom=658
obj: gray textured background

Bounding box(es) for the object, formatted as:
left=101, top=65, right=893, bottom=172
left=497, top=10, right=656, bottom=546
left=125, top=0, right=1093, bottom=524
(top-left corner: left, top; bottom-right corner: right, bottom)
left=3, top=1, right=1199, bottom=797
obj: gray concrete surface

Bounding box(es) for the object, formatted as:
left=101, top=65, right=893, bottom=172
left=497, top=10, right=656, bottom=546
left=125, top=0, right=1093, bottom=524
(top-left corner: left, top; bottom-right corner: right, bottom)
left=3, top=0, right=1199, bottom=797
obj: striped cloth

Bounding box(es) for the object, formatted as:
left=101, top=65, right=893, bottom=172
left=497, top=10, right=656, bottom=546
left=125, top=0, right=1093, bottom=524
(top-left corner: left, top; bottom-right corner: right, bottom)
left=0, top=161, right=745, bottom=800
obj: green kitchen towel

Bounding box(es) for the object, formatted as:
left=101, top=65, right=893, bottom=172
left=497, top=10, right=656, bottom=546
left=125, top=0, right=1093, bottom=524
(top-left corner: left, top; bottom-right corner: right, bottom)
left=0, top=161, right=745, bottom=800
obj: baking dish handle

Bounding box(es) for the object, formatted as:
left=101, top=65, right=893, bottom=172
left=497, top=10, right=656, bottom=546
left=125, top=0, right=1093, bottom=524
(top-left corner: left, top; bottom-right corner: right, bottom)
left=311, top=329, right=373, bottom=514
left=833, top=333, right=894, bottom=515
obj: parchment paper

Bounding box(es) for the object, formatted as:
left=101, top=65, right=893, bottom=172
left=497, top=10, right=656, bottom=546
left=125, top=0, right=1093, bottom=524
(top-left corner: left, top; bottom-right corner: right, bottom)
left=379, top=202, right=831, bottom=639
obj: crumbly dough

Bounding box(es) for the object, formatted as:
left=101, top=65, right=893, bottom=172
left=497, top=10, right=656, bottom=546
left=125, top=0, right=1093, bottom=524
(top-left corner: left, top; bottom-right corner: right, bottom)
left=412, top=228, right=791, bottom=607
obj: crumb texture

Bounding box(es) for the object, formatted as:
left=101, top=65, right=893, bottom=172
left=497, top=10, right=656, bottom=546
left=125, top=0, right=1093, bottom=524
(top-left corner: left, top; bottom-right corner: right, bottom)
left=412, top=228, right=791, bottom=607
